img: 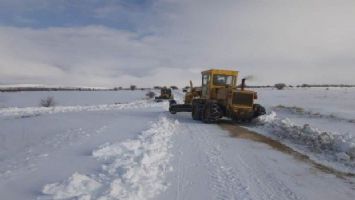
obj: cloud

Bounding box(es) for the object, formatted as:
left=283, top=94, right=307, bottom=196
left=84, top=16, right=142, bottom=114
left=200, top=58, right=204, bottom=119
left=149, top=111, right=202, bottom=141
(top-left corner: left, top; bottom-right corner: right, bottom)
left=0, top=0, right=355, bottom=87
left=0, top=25, right=199, bottom=87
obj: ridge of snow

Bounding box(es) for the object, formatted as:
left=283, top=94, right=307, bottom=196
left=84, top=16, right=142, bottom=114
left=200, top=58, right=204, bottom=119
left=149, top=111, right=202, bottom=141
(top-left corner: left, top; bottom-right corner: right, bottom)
left=42, top=173, right=101, bottom=200
left=39, top=116, right=179, bottom=200
left=0, top=100, right=164, bottom=118
left=255, top=112, right=355, bottom=170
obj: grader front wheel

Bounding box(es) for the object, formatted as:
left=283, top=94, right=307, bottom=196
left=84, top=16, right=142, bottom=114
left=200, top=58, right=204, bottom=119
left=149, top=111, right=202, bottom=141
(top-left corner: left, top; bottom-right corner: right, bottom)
left=253, top=104, right=266, bottom=118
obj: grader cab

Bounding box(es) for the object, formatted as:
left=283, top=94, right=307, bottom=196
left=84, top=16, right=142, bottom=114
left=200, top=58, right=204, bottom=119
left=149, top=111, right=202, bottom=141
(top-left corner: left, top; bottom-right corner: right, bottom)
left=169, top=69, right=265, bottom=123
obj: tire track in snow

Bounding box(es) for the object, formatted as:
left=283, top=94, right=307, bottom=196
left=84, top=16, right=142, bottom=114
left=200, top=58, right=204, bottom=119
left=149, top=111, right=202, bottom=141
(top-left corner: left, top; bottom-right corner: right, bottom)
left=219, top=123, right=305, bottom=200
left=169, top=120, right=202, bottom=200
left=179, top=122, right=253, bottom=200
left=233, top=153, right=303, bottom=200
left=201, top=125, right=304, bottom=200
left=199, top=126, right=252, bottom=200
left=207, top=145, right=252, bottom=200
left=174, top=117, right=305, bottom=200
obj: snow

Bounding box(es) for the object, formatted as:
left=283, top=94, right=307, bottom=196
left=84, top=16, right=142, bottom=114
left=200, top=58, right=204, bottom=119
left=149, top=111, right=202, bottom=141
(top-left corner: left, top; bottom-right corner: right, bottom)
left=254, top=88, right=355, bottom=135
left=0, top=99, right=162, bottom=119
left=1, top=88, right=355, bottom=200
left=256, top=87, right=355, bottom=120
left=0, top=99, right=165, bottom=199
left=248, top=88, right=355, bottom=173
left=160, top=113, right=355, bottom=200
left=41, top=173, right=101, bottom=200
left=255, top=112, right=355, bottom=171
left=39, top=116, right=178, bottom=200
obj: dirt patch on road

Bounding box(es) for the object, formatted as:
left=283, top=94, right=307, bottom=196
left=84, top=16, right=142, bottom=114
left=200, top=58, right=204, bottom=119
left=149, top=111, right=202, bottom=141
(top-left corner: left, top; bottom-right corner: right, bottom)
left=219, top=122, right=355, bottom=180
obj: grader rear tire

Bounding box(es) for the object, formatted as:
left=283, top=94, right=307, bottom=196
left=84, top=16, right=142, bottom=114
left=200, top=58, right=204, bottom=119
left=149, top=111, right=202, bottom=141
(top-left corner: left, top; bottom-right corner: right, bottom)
left=203, top=103, right=222, bottom=123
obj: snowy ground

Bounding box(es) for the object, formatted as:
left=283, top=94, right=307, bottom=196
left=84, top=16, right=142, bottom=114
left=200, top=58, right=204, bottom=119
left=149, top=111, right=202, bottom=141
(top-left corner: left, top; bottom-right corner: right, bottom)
left=0, top=88, right=354, bottom=200
left=0, top=90, right=148, bottom=108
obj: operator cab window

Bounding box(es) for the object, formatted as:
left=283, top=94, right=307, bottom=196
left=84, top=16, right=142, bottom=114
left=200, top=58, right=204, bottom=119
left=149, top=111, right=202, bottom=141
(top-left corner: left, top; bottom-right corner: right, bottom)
left=202, top=74, right=209, bottom=86
left=213, top=74, right=233, bottom=86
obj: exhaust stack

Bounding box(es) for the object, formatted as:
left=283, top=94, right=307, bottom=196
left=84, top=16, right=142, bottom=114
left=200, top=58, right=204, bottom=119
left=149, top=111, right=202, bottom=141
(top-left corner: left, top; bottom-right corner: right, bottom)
left=241, top=78, right=246, bottom=91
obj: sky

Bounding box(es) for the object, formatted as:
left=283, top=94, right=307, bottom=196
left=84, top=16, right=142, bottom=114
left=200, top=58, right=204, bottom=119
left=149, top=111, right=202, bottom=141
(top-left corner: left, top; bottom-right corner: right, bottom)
left=0, top=0, right=355, bottom=87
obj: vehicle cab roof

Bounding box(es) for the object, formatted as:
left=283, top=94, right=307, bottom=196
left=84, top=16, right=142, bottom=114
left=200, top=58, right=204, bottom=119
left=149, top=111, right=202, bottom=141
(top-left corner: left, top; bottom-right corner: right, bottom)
left=201, top=69, right=239, bottom=76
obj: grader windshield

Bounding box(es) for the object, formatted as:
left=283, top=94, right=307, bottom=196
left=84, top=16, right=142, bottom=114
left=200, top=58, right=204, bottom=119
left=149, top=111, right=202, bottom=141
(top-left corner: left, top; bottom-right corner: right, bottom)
left=213, top=74, right=233, bottom=86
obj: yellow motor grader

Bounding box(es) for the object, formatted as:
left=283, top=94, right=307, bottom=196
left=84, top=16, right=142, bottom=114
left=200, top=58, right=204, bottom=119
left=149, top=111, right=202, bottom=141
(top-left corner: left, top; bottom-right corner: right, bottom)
left=169, top=69, right=265, bottom=123
left=155, top=87, right=174, bottom=102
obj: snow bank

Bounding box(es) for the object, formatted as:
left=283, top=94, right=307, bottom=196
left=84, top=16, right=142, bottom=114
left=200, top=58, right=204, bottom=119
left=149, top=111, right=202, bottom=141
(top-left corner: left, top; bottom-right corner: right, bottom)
left=256, top=112, right=355, bottom=167
left=41, top=173, right=101, bottom=200
left=39, top=116, right=179, bottom=200
left=0, top=100, right=164, bottom=118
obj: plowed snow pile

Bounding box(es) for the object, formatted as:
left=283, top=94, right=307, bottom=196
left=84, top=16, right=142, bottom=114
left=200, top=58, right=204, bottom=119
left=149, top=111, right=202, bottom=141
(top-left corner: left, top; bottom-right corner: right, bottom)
left=247, top=88, right=355, bottom=172
left=38, top=116, right=178, bottom=200
left=258, top=112, right=355, bottom=160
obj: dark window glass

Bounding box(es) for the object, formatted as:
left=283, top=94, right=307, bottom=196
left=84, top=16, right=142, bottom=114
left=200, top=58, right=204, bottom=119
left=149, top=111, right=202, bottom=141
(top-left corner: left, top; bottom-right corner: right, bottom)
left=213, top=74, right=233, bottom=86
left=202, top=74, right=209, bottom=85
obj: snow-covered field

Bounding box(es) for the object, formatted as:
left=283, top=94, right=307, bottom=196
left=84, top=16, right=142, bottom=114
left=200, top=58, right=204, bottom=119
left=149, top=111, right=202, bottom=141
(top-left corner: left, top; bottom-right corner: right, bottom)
left=0, top=90, right=148, bottom=108
left=0, top=88, right=354, bottom=200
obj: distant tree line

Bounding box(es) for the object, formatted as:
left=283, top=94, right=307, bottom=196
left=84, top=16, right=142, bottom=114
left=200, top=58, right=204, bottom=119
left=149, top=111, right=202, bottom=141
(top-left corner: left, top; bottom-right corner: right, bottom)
left=0, top=85, right=180, bottom=92
left=0, top=87, right=111, bottom=92
left=2, top=83, right=354, bottom=92
left=153, top=86, right=179, bottom=90
left=294, top=84, right=355, bottom=88
left=245, top=84, right=355, bottom=89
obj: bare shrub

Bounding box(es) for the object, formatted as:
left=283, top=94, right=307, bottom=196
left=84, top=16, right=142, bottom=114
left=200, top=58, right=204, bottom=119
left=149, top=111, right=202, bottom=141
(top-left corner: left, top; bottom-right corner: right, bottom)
left=274, top=83, right=286, bottom=90
left=113, top=87, right=123, bottom=91
left=170, top=86, right=178, bottom=90
left=146, top=91, right=156, bottom=99
left=40, top=96, right=56, bottom=107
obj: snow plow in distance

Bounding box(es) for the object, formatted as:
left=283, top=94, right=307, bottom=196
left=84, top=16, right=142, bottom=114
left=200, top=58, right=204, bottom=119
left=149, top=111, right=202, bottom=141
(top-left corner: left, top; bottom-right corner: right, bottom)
left=169, top=69, right=266, bottom=123
left=155, top=87, right=174, bottom=102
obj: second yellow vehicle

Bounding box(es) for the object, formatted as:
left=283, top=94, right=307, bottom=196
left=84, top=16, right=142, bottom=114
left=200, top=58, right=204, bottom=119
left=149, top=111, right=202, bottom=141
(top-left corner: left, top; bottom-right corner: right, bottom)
left=155, top=87, right=174, bottom=102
